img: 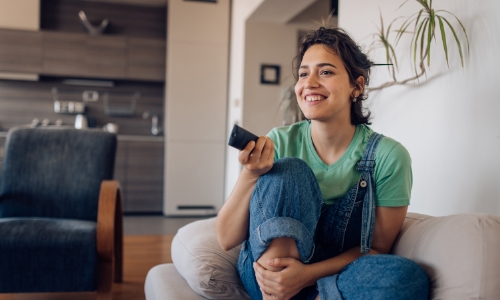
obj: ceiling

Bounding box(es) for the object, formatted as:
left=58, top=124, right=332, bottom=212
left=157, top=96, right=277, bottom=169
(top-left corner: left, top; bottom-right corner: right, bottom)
left=83, top=0, right=167, bottom=7
left=248, top=0, right=317, bottom=23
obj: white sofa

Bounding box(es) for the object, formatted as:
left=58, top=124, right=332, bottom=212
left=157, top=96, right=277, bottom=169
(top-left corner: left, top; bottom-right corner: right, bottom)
left=145, top=213, right=500, bottom=299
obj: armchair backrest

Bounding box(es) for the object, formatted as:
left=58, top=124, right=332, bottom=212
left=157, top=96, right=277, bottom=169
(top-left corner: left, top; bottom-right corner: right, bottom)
left=0, top=127, right=117, bottom=221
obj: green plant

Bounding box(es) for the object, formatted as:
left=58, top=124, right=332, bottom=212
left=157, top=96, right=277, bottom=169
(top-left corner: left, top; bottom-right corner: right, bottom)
left=366, top=12, right=401, bottom=83
left=368, top=0, right=470, bottom=91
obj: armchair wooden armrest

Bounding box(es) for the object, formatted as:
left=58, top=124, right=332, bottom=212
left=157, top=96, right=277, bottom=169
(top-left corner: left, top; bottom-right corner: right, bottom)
left=96, top=180, right=124, bottom=299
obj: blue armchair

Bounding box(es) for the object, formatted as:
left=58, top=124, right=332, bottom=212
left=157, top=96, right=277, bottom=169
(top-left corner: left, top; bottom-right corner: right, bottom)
left=0, top=127, right=123, bottom=299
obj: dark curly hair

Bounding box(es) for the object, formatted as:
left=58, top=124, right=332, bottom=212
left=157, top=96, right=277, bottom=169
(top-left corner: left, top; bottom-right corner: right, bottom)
left=294, top=27, right=373, bottom=125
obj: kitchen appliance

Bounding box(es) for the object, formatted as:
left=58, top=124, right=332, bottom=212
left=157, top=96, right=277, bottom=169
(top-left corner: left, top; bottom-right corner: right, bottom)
left=74, top=114, right=88, bottom=129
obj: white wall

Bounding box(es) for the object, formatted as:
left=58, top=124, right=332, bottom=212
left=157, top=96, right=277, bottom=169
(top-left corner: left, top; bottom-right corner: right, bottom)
left=224, top=0, right=266, bottom=203
left=339, top=0, right=500, bottom=216
left=242, top=21, right=306, bottom=134
left=0, top=0, right=40, bottom=31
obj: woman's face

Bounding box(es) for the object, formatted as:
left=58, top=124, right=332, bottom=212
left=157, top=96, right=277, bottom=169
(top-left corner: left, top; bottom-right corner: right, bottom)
left=295, top=44, right=360, bottom=124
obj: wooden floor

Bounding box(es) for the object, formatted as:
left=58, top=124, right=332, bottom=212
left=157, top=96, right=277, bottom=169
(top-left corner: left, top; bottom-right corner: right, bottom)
left=114, top=235, right=174, bottom=300
left=0, top=235, right=174, bottom=300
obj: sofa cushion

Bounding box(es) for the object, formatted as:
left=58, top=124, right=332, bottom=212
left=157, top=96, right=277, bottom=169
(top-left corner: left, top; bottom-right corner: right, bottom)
left=171, top=217, right=250, bottom=300
left=393, top=212, right=500, bottom=299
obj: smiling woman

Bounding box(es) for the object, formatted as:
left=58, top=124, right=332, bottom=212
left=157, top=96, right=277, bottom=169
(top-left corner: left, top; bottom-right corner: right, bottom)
left=216, top=27, right=429, bottom=300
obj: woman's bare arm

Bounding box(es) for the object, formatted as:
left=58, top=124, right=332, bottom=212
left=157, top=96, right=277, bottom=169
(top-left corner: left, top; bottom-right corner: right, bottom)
left=216, top=136, right=274, bottom=251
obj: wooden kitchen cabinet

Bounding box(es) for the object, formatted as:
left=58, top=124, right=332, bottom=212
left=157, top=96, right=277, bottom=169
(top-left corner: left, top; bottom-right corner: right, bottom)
left=115, top=139, right=164, bottom=213
left=42, top=32, right=127, bottom=79
left=127, top=37, right=166, bottom=81
left=42, top=31, right=87, bottom=77
left=0, top=29, right=165, bottom=81
left=0, top=29, right=42, bottom=73
left=85, top=35, right=127, bottom=79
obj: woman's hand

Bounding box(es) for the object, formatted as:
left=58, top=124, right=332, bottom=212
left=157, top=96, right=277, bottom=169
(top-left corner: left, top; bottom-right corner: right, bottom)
left=253, top=258, right=314, bottom=300
left=239, top=136, right=274, bottom=179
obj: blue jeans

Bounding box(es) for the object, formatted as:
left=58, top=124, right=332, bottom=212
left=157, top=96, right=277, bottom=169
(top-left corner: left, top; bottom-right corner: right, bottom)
left=237, top=134, right=429, bottom=299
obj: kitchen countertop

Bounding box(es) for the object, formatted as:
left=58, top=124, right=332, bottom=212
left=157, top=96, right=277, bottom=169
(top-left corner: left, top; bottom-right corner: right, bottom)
left=117, top=135, right=164, bottom=142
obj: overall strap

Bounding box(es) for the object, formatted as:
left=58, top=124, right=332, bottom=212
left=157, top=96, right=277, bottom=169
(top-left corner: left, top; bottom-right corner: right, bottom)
left=357, top=132, right=384, bottom=253
left=357, top=132, right=384, bottom=173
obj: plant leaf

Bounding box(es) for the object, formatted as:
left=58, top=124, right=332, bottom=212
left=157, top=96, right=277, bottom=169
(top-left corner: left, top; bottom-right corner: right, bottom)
left=388, top=42, right=399, bottom=70
left=427, top=12, right=434, bottom=66
left=384, top=41, right=390, bottom=59
left=437, top=16, right=449, bottom=67
left=379, top=10, right=385, bottom=36
left=383, top=38, right=391, bottom=69
left=397, top=0, right=412, bottom=10
left=417, top=0, right=430, bottom=12
left=432, top=9, right=437, bottom=41
left=420, top=18, right=429, bottom=71
left=442, top=17, right=465, bottom=67
left=414, top=9, right=424, bottom=32
left=440, top=10, right=470, bottom=55
left=387, top=19, right=394, bottom=38
left=413, top=18, right=426, bottom=73
left=420, top=18, right=429, bottom=57
left=410, top=18, right=424, bottom=71
left=395, top=15, right=417, bottom=45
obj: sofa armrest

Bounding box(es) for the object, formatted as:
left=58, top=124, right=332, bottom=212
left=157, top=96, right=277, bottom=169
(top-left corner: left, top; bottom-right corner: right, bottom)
left=392, top=212, right=500, bottom=299
left=171, top=217, right=250, bottom=300
left=96, top=180, right=124, bottom=297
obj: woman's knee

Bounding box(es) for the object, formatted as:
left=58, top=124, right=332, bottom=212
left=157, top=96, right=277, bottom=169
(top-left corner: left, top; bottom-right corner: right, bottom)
left=257, top=237, right=300, bottom=272
left=251, top=157, right=323, bottom=219
left=261, top=157, right=316, bottom=186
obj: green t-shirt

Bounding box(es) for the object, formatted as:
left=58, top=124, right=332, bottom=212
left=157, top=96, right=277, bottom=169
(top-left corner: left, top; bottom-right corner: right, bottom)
left=267, top=121, right=412, bottom=207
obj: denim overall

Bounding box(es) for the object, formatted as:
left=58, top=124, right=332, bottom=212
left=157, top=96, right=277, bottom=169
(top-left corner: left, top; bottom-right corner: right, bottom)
left=237, top=133, right=429, bottom=300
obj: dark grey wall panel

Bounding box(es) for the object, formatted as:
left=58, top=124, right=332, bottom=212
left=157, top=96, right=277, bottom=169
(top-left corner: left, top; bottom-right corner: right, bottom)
left=41, top=0, right=167, bottom=39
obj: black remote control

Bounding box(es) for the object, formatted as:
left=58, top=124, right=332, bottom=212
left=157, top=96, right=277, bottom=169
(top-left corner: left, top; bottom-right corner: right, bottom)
left=228, top=124, right=259, bottom=150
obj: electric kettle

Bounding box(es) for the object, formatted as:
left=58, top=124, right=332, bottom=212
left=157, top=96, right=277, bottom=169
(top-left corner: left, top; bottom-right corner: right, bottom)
left=74, top=114, right=88, bottom=129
